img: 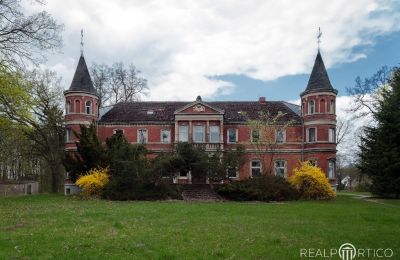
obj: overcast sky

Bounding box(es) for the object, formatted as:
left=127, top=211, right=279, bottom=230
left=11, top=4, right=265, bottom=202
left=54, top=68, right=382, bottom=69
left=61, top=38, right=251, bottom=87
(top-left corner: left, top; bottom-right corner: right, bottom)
left=27, top=0, right=400, bottom=108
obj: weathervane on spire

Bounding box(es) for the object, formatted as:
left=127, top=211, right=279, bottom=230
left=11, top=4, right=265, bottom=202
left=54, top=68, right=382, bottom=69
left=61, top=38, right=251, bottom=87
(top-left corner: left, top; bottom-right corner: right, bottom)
left=80, top=29, right=84, bottom=55
left=317, top=27, right=322, bottom=51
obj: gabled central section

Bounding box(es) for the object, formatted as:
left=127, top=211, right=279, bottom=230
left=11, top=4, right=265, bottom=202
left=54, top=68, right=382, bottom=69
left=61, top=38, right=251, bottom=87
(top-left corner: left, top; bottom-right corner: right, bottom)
left=174, top=96, right=225, bottom=152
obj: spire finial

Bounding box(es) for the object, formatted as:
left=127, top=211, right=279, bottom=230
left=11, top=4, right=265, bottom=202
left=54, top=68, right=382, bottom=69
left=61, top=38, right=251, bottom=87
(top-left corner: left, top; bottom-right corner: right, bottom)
left=80, top=29, right=84, bottom=55
left=317, top=27, right=322, bottom=51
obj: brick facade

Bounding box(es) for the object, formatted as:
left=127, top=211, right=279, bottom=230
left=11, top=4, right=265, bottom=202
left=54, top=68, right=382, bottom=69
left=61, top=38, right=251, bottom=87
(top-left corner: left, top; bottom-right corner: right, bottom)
left=64, top=52, right=338, bottom=186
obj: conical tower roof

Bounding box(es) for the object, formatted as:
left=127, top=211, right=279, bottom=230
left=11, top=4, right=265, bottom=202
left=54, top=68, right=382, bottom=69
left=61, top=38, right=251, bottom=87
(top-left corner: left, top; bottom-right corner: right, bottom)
left=67, top=54, right=96, bottom=94
left=301, top=51, right=337, bottom=96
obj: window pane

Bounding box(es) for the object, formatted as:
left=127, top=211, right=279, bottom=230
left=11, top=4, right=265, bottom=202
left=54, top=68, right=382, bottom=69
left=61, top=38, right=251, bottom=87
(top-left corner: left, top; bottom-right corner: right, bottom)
left=161, top=130, right=170, bottom=143
left=210, top=126, right=219, bottom=143
left=228, top=129, right=236, bottom=143
left=329, top=128, right=335, bottom=143
left=276, top=129, right=284, bottom=143
left=252, top=129, right=260, bottom=142
left=328, top=161, right=335, bottom=179
left=251, top=160, right=260, bottom=167
left=227, top=167, right=238, bottom=178
left=138, top=129, right=147, bottom=144
left=310, top=100, right=315, bottom=114
left=66, top=128, right=72, bottom=142
left=193, top=125, right=204, bottom=143
left=178, top=125, right=188, bottom=142
left=274, top=160, right=286, bottom=177
left=308, top=128, right=316, bottom=142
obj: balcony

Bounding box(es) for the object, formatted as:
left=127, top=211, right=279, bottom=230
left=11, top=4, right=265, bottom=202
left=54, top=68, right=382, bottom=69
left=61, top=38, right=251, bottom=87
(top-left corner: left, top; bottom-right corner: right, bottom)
left=177, top=142, right=223, bottom=151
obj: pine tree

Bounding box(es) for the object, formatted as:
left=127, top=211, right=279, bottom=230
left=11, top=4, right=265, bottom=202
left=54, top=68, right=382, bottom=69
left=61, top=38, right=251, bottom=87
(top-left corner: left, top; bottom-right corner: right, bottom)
left=359, top=68, right=400, bottom=198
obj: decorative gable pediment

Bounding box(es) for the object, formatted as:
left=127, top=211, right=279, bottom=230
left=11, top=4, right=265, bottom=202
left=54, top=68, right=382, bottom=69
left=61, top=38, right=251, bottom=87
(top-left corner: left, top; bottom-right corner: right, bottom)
left=175, top=101, right=224, bottom=115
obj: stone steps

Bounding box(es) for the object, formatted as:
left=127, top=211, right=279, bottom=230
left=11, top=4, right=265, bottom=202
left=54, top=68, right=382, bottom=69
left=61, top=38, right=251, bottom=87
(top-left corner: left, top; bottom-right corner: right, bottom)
left=182, top=184, right=223, bottom=201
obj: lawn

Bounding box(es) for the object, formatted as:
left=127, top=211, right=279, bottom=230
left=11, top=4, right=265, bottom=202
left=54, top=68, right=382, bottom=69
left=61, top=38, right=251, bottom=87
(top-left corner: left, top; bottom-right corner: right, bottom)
left=0, top=194, right=399, bottom=259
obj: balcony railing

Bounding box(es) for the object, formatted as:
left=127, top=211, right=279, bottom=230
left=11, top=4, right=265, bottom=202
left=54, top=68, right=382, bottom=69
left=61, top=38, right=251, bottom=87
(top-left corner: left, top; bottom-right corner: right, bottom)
left=177, top=142, right=223, bottom=150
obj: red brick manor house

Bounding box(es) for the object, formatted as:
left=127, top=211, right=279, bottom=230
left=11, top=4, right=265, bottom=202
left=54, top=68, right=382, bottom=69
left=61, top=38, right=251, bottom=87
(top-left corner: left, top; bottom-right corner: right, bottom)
left=64, top=51, right=337, bottom=186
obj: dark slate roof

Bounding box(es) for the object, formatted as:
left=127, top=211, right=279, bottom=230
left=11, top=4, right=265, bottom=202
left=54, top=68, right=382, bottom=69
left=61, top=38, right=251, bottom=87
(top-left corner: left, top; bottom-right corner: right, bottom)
left=99, top=101, right=302, bottom=124
left=67, top=55, right=96, bottom=94
left=302, top=51, right=337, bottom=95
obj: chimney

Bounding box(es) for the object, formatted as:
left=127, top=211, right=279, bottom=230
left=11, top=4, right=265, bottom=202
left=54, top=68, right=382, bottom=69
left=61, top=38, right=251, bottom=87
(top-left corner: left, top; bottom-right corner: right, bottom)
left=259, top=97, right=266, bottom=104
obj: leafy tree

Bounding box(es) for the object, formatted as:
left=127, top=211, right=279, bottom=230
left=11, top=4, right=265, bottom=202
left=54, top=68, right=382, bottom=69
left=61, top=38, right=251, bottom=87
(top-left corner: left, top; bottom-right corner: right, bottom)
left=65, top=123, right=107, bottom=181
left=0, top=0, right=62, bottom=69
left=0, top=69, right=65, bottom=192
left=358, top=67, right=400, bottom=198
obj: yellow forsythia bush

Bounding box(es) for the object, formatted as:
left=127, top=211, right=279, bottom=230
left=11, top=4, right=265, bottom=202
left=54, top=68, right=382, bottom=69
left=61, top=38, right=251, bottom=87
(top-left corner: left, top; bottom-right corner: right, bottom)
left=76, top=167, right=110, bottom=197
left=290, top=161, right=335, bottom=200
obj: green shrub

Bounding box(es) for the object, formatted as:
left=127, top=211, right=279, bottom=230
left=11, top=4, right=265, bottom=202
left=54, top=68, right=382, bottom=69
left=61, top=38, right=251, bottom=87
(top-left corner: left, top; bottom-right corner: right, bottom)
left=217, top=175, right=299, bottom=202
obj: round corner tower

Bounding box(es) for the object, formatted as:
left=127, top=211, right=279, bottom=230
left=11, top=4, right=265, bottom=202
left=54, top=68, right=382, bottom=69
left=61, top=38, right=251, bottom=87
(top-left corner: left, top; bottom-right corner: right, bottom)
left=64, top=54, right=99, bottom=152
left=300, top=50, right=338, bottom=185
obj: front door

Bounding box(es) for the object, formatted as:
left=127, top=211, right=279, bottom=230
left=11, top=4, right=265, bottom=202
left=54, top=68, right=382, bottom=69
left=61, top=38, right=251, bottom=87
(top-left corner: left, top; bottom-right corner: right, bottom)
left=191, top=172, right=207, bottom=184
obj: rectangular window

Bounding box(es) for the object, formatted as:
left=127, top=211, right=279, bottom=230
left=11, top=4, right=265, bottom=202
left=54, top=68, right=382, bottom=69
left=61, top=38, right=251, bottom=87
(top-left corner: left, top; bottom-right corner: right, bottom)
left=161, top=130, right=171, bottom=143
left=274, top=160, right=286, bottom=178
left=329, top=128, right=335, bottom=143
left=251, top=129, right=260, bottom=142
left=328, top=160, right=335, bottom=179
left=178, top=125, right=188, bottom=142
left=179, top=169, right=188, bottom=177
left=113, top=129, right=124, bottom=135
left=193, top=125, right=205, bottom=143
left=250, top=160, right=262, bottom=177
left=227, top=167, right=238, bottom=178
left=138, top=129, right=148, bottom=144
left=66, top=128, right=72, bottom=142
left=227, top=129, right=237, bottom=143
left=210, top=126, right=220, bottom=143
left=308, top=159, right=317, bottom=166
left=308, top=128, right=316, bottom=142
left=276, top=129, right=285, bottom=143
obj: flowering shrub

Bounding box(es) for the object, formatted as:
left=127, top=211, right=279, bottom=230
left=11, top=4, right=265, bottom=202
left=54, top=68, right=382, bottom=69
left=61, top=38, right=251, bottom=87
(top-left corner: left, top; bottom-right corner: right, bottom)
left=76, top=167, right=110, bottom=197
left=290, top=161, right=335, bottom=200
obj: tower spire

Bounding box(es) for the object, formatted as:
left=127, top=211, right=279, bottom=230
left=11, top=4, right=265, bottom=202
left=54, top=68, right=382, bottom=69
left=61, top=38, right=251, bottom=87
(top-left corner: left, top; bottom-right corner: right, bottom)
left=80, top=29, right=84, bottom=55
left=317, top=27, right=322, bottom=51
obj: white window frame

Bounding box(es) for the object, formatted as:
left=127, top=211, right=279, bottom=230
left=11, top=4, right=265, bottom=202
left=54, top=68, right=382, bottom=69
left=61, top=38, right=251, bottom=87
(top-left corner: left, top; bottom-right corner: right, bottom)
left=328, top=128, right=335, bottom=143
left=227, top=166, right=239, bottom=179
left=227, top=128, right=238, bottom=144
left=251, top=129, right=260, bottom=143
left=137, top=129, right=148, bottom=144
left=250, top=160, right=262, bottom=178
left=66, top=128, right=73, bottom=143
left=85, top=100, right=91, bottom=115
left=274, top=160, right=287, bottom=178
left=193, top=125, right=205, bottom=143
left=309, top=100, right=315, bottom=114
left=328, top=160, right=335, bottom=179
left=276, top=128, right=286, bottom=143
left=307, top=127, right=316, bottom=143
left=209, top=125, right=220, bottom=143
left=178, top=125, right=189, bottom=142
left=161, top=129, right=171, bottom=144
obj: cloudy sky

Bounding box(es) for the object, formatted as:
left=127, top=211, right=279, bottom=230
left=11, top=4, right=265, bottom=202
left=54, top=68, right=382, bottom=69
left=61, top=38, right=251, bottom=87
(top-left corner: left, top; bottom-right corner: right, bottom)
left=28, top=0, right=400, bottom=108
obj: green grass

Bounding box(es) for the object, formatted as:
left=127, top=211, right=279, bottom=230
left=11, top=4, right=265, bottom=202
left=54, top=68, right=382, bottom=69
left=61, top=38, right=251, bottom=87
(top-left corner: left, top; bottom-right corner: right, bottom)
left=0, top=194, right=399, bottom=259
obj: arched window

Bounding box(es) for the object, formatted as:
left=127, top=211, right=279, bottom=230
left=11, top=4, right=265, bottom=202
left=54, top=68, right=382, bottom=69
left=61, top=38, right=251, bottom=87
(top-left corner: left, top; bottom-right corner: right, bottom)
left=85, top=101, right=91, bottom=114
left=75, top=100, right=80, bottom=113
left=309, top=100, right=315, bottom=114
left=320, top=99, right=325, bottom=113
left=66, top=101, right=71, bottom=114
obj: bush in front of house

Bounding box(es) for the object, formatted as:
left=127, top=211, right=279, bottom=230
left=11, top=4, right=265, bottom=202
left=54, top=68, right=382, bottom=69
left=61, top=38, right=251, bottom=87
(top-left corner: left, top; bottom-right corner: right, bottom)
left=290, top=161, right=335, bottom=200
left=217, top=175, right=299, bottom=201
left=76, top=167, right=110, bottom=197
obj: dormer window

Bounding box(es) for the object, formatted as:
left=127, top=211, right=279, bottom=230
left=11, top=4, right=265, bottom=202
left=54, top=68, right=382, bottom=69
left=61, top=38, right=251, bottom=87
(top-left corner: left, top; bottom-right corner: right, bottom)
left=147, top=110, right=154, bottom=115
left=85, top=101, right=91, bottom=114
left=309, top=100, right=315, bottom=114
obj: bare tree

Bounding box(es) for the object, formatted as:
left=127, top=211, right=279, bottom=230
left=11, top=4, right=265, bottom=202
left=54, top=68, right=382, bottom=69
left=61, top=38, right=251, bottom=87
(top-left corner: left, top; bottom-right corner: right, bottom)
left=0, top=0, right=63, bottom=69
left=247, top=111, right=295, bottom=176
left=91, top=62, right=148, bottom=106
left=347, top=66, right=391, bottom=118
left=336, top=117, right=352, bottom=146
left=90, top=63, right=111, bottom=106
